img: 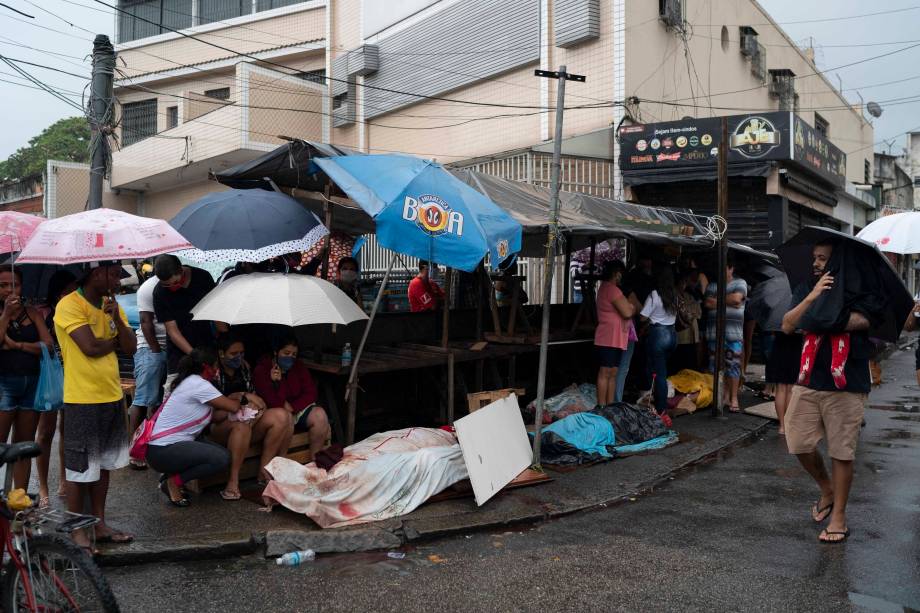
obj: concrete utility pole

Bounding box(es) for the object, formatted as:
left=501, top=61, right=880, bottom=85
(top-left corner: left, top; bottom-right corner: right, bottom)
left=531, top=65, right=586, bottom=466
left=87, top=34, right=115, bottom=210
left=712, top=116, right=729, bottom=420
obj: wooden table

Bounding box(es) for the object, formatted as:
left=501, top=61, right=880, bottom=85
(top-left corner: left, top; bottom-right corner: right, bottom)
left=301, top=341, right=542, bottom=444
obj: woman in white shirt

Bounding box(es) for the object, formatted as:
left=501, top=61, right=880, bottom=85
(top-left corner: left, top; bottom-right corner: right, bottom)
left=146, top=347, right=243, bottom=507
left=639, top=264, right=679, bottom=425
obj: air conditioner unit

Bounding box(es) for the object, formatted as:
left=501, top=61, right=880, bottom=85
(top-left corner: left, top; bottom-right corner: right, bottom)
left=740, top=27, right=759, bottom=57
left=659, top=0, right=683, bottom=28
left=769, top=69, right=795, bottom=98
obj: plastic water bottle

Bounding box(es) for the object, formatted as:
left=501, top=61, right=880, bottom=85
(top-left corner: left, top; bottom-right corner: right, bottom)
left=275, top=550, right=315, bottom=566
left=341, top=343, right=352, bottom=368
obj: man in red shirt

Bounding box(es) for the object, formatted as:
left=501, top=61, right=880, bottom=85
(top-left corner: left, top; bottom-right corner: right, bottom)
left=408, top=261, right=445, bottom=313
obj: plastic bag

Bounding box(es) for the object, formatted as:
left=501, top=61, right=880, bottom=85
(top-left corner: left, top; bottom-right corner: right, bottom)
left=32, top=343, right=63, bottom=412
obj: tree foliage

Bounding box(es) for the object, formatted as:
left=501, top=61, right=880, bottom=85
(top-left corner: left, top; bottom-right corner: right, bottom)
left=0, top=117, right=90, bottom=183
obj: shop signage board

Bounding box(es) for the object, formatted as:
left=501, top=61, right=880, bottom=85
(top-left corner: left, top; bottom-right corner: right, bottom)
left=619, top=112, right=846, bottom=187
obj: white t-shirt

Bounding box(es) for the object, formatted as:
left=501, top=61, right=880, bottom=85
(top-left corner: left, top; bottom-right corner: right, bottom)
left=149, top=375, right=221, bottom=446
left=641, top=290, right=677, bottom=326
left=135, top=276, right=167, bottom=350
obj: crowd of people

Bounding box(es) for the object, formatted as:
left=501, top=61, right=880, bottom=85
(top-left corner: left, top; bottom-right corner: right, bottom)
left=592, top=252, right=751, bottom=426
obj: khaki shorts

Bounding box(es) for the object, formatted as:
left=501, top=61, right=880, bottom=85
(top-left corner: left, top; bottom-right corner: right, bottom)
left=784, top=386, right=866, bottom=461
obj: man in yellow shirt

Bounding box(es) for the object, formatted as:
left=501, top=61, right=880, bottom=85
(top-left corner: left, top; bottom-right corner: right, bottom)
left=54, top=260, right=137, bottom=553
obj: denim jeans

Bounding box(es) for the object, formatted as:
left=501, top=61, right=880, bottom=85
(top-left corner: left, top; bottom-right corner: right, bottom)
left=614, top=340, right=635, bottom=402
left=646, top=324, right=677, bottom=413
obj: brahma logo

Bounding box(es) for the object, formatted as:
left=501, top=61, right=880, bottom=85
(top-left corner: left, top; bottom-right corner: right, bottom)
left=403, top=194, right=464, bottom=237
left=497, top=240, right=509, bottom=259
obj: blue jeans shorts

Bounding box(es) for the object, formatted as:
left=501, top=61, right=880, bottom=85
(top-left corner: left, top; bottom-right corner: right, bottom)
left=0, top=375, right=39, bottom=411
left=133, top=346, right=167, bottom=409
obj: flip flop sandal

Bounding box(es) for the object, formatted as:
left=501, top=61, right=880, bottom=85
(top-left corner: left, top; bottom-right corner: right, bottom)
left=812, top=500, right=834, bottom=523
left=819, top=528, right=850, bottom=544
left=220, top=489, right=242, bottom=501
left=158, top=481, right=190, bottom=508
left=729, top=405, right=741, bottom=413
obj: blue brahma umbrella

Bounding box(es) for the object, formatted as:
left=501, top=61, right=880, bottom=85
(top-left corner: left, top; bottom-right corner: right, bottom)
left=313, top=154, right=521, bottom=273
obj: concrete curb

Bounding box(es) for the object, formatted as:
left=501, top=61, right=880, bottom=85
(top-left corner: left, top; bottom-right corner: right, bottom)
left=96, top=417, right=770, bottom=566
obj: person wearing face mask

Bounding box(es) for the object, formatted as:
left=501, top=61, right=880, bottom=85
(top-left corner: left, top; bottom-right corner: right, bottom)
left=152, top=255, right=217, bottom=389
left=408, top=261, right=445, bottom=313
left=335, top=256, right=363, bottom=308
left=254, top=334, right=331, bottom=459
left=146, top=347, right=242, bottom=507
left=209, top=333, right=292, bottom=500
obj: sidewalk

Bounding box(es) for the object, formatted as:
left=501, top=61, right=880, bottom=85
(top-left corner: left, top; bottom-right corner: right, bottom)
left=91, top=407, right=771, bottom=565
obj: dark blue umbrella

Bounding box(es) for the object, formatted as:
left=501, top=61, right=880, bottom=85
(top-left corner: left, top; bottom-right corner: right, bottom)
left=169, top=189, right=328, bottom=263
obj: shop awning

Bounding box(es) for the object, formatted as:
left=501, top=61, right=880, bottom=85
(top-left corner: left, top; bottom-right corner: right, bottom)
left=211, top=139, right=355, bottom=191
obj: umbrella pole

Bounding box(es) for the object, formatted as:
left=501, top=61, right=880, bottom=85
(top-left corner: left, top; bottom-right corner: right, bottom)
left=344, top=252, right=396, bottom=438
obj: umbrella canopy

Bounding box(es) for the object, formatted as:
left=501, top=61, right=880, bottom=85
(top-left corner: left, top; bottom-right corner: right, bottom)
left=856, top=212, right=920, bottom=255
left=314, top=155, right=522, bottom=273
left=0, top=211, right=43, bottom=254
left=776, top=226, right=913, bottom=342
left=190, top=272, right=367, bottom=327
left=15, top=208, right=192, bottom=264
left=170, top=189, right=329, bottom=263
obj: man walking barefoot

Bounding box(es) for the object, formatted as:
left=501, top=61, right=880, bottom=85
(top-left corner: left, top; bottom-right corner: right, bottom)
left=781, top=241, right=871, bottom=544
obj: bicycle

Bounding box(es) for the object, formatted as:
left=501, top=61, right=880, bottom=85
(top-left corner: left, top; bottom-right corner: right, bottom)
left=0, top=441, right=120, bottom=612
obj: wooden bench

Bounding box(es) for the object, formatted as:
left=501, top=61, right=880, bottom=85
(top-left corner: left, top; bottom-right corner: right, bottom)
left=186, top=431, right=315, bottom=493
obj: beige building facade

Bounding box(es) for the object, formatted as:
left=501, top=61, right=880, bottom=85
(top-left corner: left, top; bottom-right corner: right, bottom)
left=45, top=0, right=874, bottom=245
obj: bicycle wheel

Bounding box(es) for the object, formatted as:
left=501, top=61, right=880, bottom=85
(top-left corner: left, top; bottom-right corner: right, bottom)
left=2, top=534, right=120, bottom=613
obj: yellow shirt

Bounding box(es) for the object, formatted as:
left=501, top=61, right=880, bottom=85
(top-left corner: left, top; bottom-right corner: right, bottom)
left=54, top=291, right=127, bottom=405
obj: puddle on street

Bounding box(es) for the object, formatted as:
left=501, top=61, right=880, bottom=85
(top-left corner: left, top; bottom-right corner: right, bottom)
left=891, top=415, right=920, bottom=422
left=882, top=429, right=920, bottom=441
left=848, top=591, right=919, bottom=613
left=868, top=404, right=920, bottom=414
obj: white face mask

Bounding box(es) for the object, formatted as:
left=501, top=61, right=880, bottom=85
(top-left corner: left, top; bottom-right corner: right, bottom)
left=340, top=270, right=357, bottom=283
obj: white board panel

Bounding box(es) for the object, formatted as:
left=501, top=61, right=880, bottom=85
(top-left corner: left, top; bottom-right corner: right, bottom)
left=454, top=394, right=533, bottom=506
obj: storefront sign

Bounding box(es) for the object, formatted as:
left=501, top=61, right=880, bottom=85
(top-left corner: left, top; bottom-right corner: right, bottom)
left=619, top=112, right=846, bottom=187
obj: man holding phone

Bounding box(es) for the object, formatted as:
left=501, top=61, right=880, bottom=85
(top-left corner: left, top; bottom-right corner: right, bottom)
left=54, top=260, right=136, bottom=553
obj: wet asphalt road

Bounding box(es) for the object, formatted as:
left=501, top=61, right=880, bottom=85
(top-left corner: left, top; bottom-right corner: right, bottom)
left=104, top=347, right=920, bottom=613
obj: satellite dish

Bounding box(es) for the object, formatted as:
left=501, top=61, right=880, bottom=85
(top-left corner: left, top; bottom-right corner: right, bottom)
left=867, top=101, right=883, bottom=118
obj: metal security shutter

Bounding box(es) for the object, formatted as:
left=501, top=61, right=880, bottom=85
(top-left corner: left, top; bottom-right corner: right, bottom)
left=788, top=203, right=840, bottom=236
left=121, top=99, right=157, bottom=146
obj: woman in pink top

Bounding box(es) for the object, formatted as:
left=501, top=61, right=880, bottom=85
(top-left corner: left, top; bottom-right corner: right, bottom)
left=594, top=261, right=636, bottom=406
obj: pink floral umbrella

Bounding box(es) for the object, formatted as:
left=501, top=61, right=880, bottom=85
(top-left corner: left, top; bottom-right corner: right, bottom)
left=0, top=211, right=44, bottom=254
left=15, top=208, right=193, bottom=264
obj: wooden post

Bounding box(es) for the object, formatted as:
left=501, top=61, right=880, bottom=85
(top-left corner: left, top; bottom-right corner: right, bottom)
left=447, top=352, right=455, bottom=424
left=441, top=267, right=453, bottom=348
left=712, top=116, right=729, bottom=420
left=321, top=182, right=333, bottom=280
left=563, top=240, right=572, bottom=304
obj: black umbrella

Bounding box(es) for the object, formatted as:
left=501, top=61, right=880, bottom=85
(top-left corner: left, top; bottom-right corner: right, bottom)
left=776, top=226, right=913, bottom=342
left=169, top=188, right=328, bottom=263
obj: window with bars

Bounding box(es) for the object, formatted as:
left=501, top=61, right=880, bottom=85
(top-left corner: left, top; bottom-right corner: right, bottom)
left=296, top=69, right=326, bottom=85
left=166, top=105, right=179, bottom=129
left=121, top=99, right=158, bottom=146
left=204, top=87, right=231, bottom=100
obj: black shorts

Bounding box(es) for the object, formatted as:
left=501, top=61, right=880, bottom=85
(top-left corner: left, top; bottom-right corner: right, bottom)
left=596, top=345, right=625, bottom=368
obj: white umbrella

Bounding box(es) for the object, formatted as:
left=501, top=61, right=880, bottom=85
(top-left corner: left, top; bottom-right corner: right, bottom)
left=191, top=272, right=367, bottom=326
left=856, top=212, right=920, bottom=254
